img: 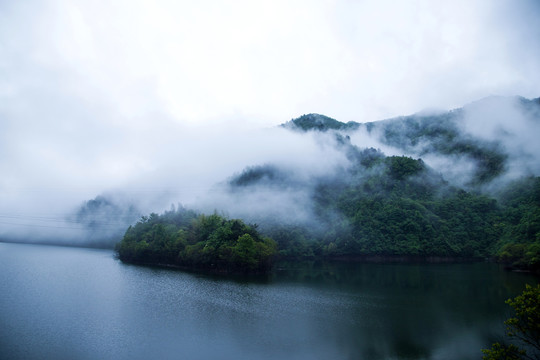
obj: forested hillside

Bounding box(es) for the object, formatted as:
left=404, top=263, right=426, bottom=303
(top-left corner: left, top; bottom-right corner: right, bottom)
left=284, top=96, right=540, bottom=187
left=116, top=207, right=277, bottom=274
left=112, top=96, right=540, bottom=272
left=228, top=149, right=503, bottom=260
left=494, top=177, right=540, bottom=270
left=228, top=96, right=540, bottom=268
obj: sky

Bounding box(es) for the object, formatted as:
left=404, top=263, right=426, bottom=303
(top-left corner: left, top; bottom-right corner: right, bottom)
left=1, top=0, right=540, bottom=239
left=2, top=0, right=540, bottom=125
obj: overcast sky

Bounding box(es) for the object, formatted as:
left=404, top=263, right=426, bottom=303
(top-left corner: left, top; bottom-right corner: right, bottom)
left=1, top=0, right=540, bottom=225
left=2, top=0, right=540, bottom=125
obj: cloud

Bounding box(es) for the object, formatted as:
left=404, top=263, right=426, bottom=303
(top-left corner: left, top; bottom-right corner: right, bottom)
left=0, top=110, right=352, bottom=243
left=0, top=0, right=539, bottom=242
left=2, top=0, right=539, bottom=125
left=460, top=96, right=540, bottom=181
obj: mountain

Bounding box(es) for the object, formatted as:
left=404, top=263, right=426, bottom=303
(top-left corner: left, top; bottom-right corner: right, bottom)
left=227, top=138, right=500, bottom=259
left=70, top=195, right=142, bottom=247
left=221, top=95, right=540, bottom=267
left=108, top=96, right=540, bottom=271
left=283, top=96, right=540, bottom=187
left=282, top=113, right=359, bottom=132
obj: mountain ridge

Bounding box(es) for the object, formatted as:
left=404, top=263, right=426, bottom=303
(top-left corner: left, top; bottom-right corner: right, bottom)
left=282, top=95, right=539, bottom=187
left=46, top=95, right=540, bottom=272
left=282, top=96, right=540, bottom=133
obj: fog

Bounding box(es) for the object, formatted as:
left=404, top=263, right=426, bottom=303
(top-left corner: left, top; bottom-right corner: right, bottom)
left=1, top=0, right=540, bottom=246
left=1, top=96, right=539, bottom=245
left=0, top=120, right=355, bottom=244
left=460, top=97, right=540, bottom=182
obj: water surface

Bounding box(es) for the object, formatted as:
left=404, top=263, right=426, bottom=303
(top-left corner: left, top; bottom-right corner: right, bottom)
left=0, top=242, right=537, bottom=360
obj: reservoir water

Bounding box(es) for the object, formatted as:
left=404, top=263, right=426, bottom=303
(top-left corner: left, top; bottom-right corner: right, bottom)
left=0, top=242, right=537, bottom=360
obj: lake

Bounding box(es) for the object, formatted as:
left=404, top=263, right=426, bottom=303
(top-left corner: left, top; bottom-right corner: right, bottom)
left=0, top=242, right=537, bottom=360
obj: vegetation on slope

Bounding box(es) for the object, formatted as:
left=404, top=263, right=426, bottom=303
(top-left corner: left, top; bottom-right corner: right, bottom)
left=115, top=98, right=540, bottom=273
left=282, top=113, right=359, bottom=132
left=118, top=150, right=539, bottom=273
left=495, top=177, right=540, bottom=271
left=227, top=140, right=539, bottom=269
left=116, top=207, right=277, bottom=274
left=254, top=155, right=503, bottom=260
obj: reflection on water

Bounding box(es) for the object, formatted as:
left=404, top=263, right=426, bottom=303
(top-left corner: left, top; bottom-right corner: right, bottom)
left=0, top=242, right=537, bottom=360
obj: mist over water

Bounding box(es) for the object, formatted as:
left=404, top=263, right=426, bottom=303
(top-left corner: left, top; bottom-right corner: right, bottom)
left=0, top=124, right=353, bottom=245
left=1, top=0, right=540, bottom=246
left=1, top=4, right=540, bottom=360
left=1, top=96, right=539, bottom=247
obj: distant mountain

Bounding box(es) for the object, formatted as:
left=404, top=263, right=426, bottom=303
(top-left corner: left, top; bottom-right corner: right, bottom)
left=83, top=96, right=540, bottom=271
left=284, top=96, right=540, bottom=133
left=69, top=195, right=141, bottom=248
left=221, top=96, right=540, bottom=268
left=282, top=113, right=359, bottom=132
left=282, top=96, right=540, bottom=187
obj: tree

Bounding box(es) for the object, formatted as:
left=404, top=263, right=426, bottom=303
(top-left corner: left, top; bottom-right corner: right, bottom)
left=483, top=284, right=540, bottom=360
left=232, top=234, right=258, bottom=271
left=116, top=208, right=277, bottom=274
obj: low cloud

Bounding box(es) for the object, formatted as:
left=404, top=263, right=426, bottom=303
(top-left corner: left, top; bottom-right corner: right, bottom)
left=1, top=0, right=539, bottom=245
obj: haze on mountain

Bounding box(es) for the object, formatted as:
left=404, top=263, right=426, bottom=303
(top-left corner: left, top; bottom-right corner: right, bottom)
left=187, top=96, right=535, bottom=212
left=2, top=95, right=538, bottom=256
left=113, top=95, right=540, bottom=272
left=1, top=0, right=540, bottom=252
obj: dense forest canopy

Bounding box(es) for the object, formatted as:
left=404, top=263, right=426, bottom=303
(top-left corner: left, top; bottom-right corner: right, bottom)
left=118, top=166, right=539, bottom=272
left=227, top=155, right=538, bottom=265
left=116, top=207, right=277, bottom=274
left=114, top=96, right=540, bottom=272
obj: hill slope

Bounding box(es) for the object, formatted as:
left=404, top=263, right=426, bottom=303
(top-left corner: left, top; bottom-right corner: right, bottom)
left=110, top=96, right=540, bottom=270
left=283, top=96, right=540, bottom=187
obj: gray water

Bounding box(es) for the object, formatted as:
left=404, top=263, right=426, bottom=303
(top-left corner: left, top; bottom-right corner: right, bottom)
left=0, top=242, right=537, bottom=360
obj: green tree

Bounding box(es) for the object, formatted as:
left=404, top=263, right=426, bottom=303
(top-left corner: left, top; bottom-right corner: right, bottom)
left=483, top=284, right=540, bottom=360
left=232, top=234, right=258, bottom=270
left=117, top=208, right=276, bottom=274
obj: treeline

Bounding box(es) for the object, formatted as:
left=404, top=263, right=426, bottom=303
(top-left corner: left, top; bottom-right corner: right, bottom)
left=259, top=155, right=503, bottom=259
left=116, top=158, right=539, bottom=273
left=113, top=98, right=540, bottom=273
left=494, top=176, right=540, bottom=271
left=116, top=208, right=277, bottom=274
left=280, top=172, right=538, bottom=271
left=229, top=152, right=539, bottom=271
